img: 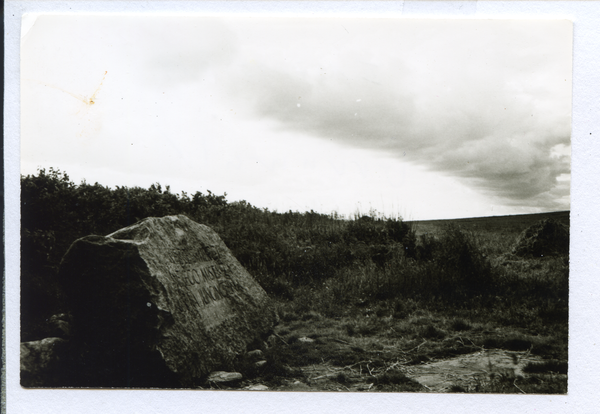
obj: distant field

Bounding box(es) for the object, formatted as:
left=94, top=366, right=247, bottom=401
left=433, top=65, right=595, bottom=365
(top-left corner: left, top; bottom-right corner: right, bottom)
left=408, top=211, right=570, bottom=237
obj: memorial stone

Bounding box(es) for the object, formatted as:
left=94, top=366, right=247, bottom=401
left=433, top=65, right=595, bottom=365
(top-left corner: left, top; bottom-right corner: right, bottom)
left=57, top=215, right=277, bottom=387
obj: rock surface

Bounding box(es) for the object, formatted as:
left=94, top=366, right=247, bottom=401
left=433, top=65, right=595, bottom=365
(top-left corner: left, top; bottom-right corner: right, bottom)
left=512, top=219, right=569, bottom=257
left=246, top=349, right=264, bottom=360
left=55, top=215, right=277, bottom=387
left=206, top=371, right=243, bottom=384
left=48, top=313, right=71, bottom=338
left=401, top=349, right=544, bottom=393
left=245, top=383, right=269, bottom=391
left=21, top=337, right=68, bottom=387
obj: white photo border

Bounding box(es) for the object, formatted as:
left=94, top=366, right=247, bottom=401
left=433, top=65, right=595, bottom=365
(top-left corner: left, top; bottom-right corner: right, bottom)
left=5, top=1, right=599, bottom=413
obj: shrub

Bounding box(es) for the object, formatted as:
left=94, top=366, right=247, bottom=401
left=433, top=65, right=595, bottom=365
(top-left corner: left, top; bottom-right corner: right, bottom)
left=433, top=225, right=494, bottom=297
left=415, top=234, right=438, bottom=262
left=420, top=325, right=446, bottom=340
left=385, top=219, right=410, bottom=243
left=523, top=360, right=568, bottom=375
left=450, top=318, right=472, bottom=332
left=512, top=219, right=569, bottom=257
left=483, top=336, right=532, bottom=351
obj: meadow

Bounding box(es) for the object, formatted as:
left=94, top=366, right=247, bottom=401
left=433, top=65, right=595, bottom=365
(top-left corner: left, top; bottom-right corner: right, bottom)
left=21, top=168, right=569, bottom=393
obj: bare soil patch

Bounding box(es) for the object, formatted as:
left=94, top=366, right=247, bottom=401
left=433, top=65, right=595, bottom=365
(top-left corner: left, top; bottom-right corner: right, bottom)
left=401, top=349, right=543, bottom=392
left=232, top=349, right=553, bottom=393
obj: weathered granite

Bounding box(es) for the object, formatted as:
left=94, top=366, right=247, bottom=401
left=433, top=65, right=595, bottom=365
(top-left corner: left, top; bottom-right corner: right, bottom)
left=56, top=215, right=277, bottom=387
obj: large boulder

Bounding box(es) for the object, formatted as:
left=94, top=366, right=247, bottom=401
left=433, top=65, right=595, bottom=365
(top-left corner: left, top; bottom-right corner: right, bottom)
left=53, top=215, right=277, bottom=387
left=512, top=219, right=569, bottom=257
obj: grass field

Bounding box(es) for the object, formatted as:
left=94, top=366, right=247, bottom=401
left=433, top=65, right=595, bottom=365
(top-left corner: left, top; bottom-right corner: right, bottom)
left=230, top=213, right=569, bottom=393
left=20, top=170, right=569, bottom=393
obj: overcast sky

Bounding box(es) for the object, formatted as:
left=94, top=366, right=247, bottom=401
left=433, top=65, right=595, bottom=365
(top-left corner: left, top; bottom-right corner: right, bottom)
left=21, top=16, right=572, bottom=220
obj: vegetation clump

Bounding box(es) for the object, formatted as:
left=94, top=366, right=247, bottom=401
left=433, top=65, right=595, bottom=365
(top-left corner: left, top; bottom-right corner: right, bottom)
left=512, top=218, right=569, bottom=257
left=450, top=318, right=472, bottom=332
left=523, top=360, right=568, bottom=375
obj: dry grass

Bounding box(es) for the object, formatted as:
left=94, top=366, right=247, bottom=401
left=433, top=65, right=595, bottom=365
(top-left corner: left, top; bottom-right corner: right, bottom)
left=252, top=223, right=568, bottom=393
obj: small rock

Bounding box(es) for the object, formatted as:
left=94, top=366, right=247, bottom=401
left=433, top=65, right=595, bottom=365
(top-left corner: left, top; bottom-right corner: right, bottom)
left=48, top=314, right=71, bottom=337
left=254, top=360, right=267, bottom=368
left=245, top=384, right=269, bottom=391
left=298, top=337, right=315, bottom=343
left=206, top=371, right=243, bottom=384
left=48, top=313, right=69, bottom=323
left=246, top=349, right=264, bottom=360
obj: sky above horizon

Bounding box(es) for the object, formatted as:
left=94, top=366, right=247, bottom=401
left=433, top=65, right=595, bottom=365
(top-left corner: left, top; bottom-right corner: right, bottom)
left=21, top=16, right=572, bottom=220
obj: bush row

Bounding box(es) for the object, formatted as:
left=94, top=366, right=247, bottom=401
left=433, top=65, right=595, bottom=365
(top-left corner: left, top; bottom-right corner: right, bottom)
left=21, top=168, right=569, bottom=341
left=21, top=169, right=414, bottom=337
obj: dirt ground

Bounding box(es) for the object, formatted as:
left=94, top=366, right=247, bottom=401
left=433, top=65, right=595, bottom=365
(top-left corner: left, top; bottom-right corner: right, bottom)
left=237, top=349, right=545, bottom=393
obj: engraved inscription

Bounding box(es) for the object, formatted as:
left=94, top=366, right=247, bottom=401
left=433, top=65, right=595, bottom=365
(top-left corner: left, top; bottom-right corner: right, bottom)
left=166, top=259, right=239, bottom=309
left=178, top=261, right=221, bottom=287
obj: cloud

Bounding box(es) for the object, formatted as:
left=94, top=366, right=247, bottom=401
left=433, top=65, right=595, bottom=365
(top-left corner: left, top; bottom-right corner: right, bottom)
left=226, top=19, right=572, bottom=211
left=20, top=17, right=572, bottom=218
